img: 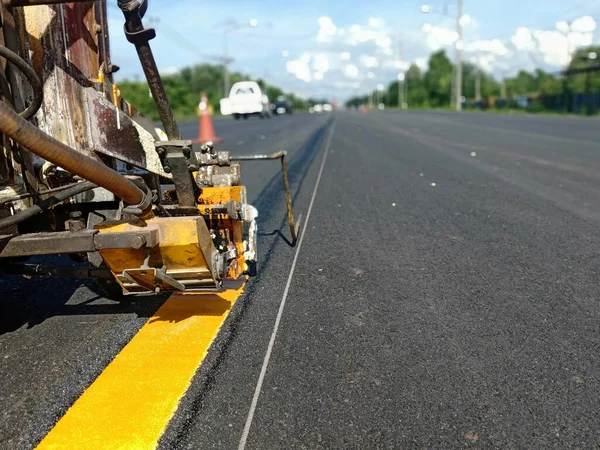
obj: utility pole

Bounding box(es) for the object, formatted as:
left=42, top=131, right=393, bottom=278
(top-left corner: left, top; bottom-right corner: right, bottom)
left=221, top=19, right=258, bottom=98
left=404, top=73, right=408, bottom=108
left=222, top=33, right=230, bottom=98
left=475, top=69, right=481, bottom=101
left=455, top=0, right=463, bottom=111
left=398, top=73, right=405, bottom=108
left=398, top=32, right=405, bottom=108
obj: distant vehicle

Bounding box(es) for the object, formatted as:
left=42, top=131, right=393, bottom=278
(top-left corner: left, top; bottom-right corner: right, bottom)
left=220, top=81, right=270, bottom=119
left=274, top=95, right=293, bottom=115
left=261, top=94, right=272, bottom=118
left=323, top=103, right=333, bottom=112
left=308, top=106, right=315, bottom=113
left=313, top=104, right=323, bottom=113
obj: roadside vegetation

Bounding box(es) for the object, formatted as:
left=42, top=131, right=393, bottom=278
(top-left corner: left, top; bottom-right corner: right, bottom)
left=118, top=64, right=321, bottom=121
left=346, top=46, right=600, bottom=116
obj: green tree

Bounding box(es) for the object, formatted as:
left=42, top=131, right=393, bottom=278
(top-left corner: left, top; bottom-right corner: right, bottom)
left=423, top=50, right=453, bottom=107
left=505, top=70, right=537, bottom=96
left=406, top=64, right=428, bottom=106
left=566, top=46, right=600, bottom=92
left=535, top=69, right=562, bottom=95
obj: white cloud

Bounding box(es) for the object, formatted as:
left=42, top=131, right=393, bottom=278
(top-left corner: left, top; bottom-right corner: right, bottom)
left=532, top=30, right=570, bottom=65
left=313, top=54, right=330, bottom=73
left=273, top=12, right=596, bottom=99
left=508, top=18, right=596, bottom=68
left=375, top=35, right=392, bottom=49
left=424, top=26, right=459, bottom=50
left=381, top=59, right=410, bottom=70
left=334, top=80, right=361, bottom=89
left=532, top=29, right=593, bottom=65
left=346, top=25, right=378, bottom=45
left=344, top=64, right=359, bottom=79
left=359, top=54, right=379, bottom=68
left=469, top=55, right=494, bottom=73
left=555, top=21, right=570, bottom=34
left=161, top=66, right=180, bottom=75
left=286, top=59, right=312, bottom=83
left=368, top=18, right=385, bottom=29
left=345, top=19, right=392, bottom=48
left=317, top=16, right=337, bottom=43
left=511, top=27, right=535, bottom=51
left=415, top=57, right=428, bottom=71
left=571, top=15, right=596, bottom=33
left=467, top=39, right=508, bottom=56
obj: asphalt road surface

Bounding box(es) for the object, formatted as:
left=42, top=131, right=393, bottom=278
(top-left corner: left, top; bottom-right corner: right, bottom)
left=2, top=110, right=600, bottom=449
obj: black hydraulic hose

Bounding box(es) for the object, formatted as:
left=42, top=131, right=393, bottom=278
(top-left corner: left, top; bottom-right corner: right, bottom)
left=0, top=181, right=95, bottom=230
left=0, top=45, right=43, bottom=119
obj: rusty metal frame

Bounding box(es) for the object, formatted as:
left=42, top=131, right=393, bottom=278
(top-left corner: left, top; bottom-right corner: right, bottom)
left=155, top=139, right=197, bottom=207
left=0, top=228, right=159, bottom=258
left=122, top=267, right=186, bottom=293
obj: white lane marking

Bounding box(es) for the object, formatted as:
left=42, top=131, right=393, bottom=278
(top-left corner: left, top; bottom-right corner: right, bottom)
left=238, top=119, right=337, bottom=450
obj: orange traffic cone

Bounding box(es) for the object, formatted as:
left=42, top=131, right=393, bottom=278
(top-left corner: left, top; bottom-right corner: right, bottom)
left=194, top=92, right=222, bottom=144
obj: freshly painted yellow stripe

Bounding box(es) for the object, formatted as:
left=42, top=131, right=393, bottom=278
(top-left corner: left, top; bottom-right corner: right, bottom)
left=37, top=280, right=245, bottom=450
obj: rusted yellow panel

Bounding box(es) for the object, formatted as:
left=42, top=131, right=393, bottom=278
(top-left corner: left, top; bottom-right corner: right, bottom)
left=96, top=217, right=213, bottom=289
left=156, top=217, right=210, bottom=271
left=198, top=186, right=245, bottom=204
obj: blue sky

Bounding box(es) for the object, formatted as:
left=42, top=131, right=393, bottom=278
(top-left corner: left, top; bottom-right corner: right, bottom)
left=108, top=0, right=600, bottom=100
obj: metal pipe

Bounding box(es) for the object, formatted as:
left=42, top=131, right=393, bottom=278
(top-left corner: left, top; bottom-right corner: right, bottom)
left=0, top=101, right=145, bottom=206
left=230, top=150, right=285, bottom=161
left=0, top=180, right=85, bottom=206
left=0, top=181, right=95, bottom=230
left=118, top=0, right=180, bottom=140
left=231, top=150, right=300, bottom=242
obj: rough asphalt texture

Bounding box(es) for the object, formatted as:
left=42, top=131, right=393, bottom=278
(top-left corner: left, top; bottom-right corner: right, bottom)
left=2, top=111, right=600, bottom=449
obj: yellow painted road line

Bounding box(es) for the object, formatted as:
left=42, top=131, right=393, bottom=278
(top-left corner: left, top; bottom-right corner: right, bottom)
left=37, top=280, right=245, bottom=450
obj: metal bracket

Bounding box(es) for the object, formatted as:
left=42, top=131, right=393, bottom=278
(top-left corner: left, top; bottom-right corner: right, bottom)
left=0, top=228, right=159, bottom=258
left=123, top=26, right=156, bottom=45
left=94, top=229, right=159, bottom=250
left=231, top=150, right=301, bottom=243
left=156, top=140, right=198, bottom=207
left=122, top=267, right=186, bottom=294
left=120, top=0, right=154, bottom=45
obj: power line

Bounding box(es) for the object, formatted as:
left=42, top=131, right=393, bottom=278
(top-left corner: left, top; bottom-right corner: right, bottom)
left=106, top=4, right=226, bottom=63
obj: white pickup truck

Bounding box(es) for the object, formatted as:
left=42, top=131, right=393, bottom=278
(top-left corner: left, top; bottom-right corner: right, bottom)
left=219, top=81, right=271, bottom=119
